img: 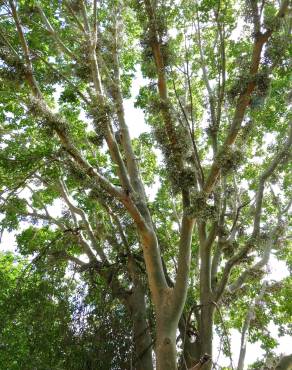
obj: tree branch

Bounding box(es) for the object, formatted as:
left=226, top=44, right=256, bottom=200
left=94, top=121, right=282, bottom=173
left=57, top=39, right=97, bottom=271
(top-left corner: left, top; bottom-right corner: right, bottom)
left=215, top=130, right=291, bottom=301
left=9, top=0, right=42, bottom=97
left=252, top=122, right=292, bottom=237
left=194, top=13, right=216, bottom=130
left=237, top=282, right=268, bottom=370
left=35, top=4, right=76, bottom=59
left=111, top=14, right=150, bottom=205
left=143, top=0, right=191, bottom=204
left=227, top=236, right=272, bottom=294
left=203, top=0, right=290, bottom=194
left=200, top=221, right=217, bottom=300
left=172, top=215, right=195, bottom=318
left=63, top=1, right=86, bottom=34
left=49, top=251, right=87, bottom=267
left=58, top=177, right=107, bottom=262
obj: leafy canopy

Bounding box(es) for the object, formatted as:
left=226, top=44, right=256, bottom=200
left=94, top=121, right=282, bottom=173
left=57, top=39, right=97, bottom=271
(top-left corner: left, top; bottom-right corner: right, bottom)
left=0, top=0, right=291, bottom=369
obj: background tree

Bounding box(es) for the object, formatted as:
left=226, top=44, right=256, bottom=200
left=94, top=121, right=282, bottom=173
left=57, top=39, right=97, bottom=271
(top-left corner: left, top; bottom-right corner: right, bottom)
left=0, top=0, right=291, bottom=369
left=0, top=251, right=135, bottom=369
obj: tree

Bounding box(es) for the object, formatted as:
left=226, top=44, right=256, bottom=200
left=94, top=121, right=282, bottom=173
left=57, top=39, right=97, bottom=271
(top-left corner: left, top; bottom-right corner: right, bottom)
left=0, top=0, right=291, bottom=369
left=0, top=251, right=134, bottom=369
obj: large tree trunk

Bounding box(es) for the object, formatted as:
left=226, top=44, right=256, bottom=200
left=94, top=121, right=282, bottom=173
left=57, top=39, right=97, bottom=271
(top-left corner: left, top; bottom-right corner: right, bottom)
left=156, top=313, right=177, bottom=370
left=198, top=220, right=216, bottom=370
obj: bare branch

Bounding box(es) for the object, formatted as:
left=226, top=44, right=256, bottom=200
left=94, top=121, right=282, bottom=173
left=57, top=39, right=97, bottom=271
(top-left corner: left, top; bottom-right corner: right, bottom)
left=57, top=177, right=107, bottom=262
left=9, top=0, right=42, bottom=97
left=92, top=0, right=98, bottom=46
left=80, top=0, right=91, bottom=34
left=252, top=122, right=292, bottom=237
left=171, top=72, right=204, bottom=188
left=203, top=0, right=290, bottom=194
left=215, top=127, right=291, bottom=301
left=237, top=282, right=268, bottom=370
left=102, top=203, right=130, bottom=254
left=172, top=215, right=195, bottom=318
left=227, top=236, right=272, bottom=294
left=63, top=1, right=86, bottom=34
left=199, top=221, right=217, bottom=300
left=111, top=14, right=150, bottom=207
left=228, top=194, right=291, bottom=294
left=35, top=4, right=76, bottom=59
left=143, top=0, right=192, bottom=204
left=49, top=251, right=87, bottom=267
left=216, top=18, right=226, bottom=131
left=212, top=120, right=291, bottom=299
left=194, top=13, right=216, bottom=128
left=229, top=200, right=250, bottom=241
left=250, top=0, right=261, bottom=35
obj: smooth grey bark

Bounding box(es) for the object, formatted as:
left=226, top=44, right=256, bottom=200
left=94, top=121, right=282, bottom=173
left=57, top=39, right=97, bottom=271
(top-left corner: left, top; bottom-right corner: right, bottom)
left=128, top=285, right=154, bottom=370
left=155, top=216, right=195, bottom=370
left=237, top=282, right=267, bottom=370
left=198, top=221, right=216, bottom=370
left=156, top=311, right=178, bottom=370
left=199, top=304, right=214, bottom=370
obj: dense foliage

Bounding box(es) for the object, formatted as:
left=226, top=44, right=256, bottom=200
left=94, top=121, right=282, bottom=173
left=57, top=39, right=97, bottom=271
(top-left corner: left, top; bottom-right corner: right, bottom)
left=0, top=0, right=291, bottom=369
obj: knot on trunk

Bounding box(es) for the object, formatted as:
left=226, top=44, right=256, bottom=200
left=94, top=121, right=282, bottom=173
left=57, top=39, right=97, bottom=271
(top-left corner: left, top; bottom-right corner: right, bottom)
left=163, top=337, right=171, bottom=345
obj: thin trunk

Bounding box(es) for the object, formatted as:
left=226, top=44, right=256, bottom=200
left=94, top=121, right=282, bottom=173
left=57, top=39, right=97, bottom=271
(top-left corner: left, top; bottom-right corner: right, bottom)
left=237, top=347, right=246, bottom=370
left=237, top=282, right=267, bottom=370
